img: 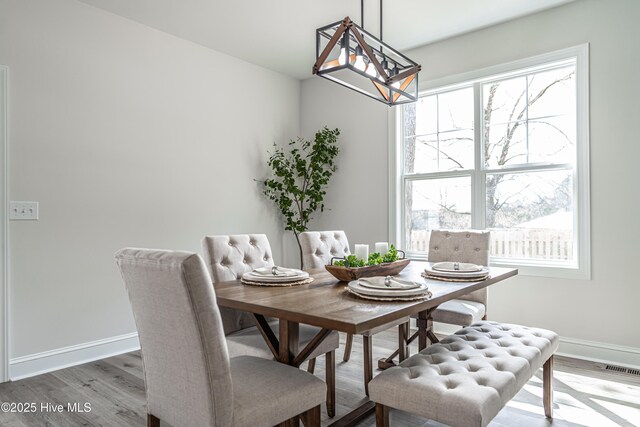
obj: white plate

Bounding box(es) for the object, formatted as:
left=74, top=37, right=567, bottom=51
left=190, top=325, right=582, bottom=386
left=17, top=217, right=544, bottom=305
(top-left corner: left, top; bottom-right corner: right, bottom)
left=358, top=277, right=421, bottom=290
left=423, top=266, right=489, bottom=279
left=348, top=280, right=429, bottom=298
left=242, top=270, right=309, bottom=283
left=431, top=262, right=483, bottom=273
left=347, top=288, right=432, bottom=301
left=250, top=266, right=304, bottom=277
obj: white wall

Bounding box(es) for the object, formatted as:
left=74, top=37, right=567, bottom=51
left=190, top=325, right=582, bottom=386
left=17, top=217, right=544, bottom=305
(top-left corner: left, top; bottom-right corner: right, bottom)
left=301, top=88, right=389, bottom=247
left=302, top=0, right=640, bottom=359
left=0, top=0, right=300, bottom=365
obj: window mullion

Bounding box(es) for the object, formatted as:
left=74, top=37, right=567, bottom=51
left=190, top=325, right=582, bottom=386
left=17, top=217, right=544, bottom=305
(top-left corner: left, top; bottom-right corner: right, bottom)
left=436, top=95, right=440, bottom=171
left=472, top=82, right=485, bottom=230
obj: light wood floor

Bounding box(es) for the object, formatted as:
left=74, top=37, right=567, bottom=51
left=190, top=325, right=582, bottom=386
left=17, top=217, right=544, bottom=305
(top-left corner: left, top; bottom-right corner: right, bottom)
left=1, top=329, right=639, bottom=427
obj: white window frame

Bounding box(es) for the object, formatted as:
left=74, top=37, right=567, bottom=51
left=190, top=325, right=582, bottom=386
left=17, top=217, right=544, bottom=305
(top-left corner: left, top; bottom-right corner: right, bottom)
left=389, top=44, right=590, bottom=280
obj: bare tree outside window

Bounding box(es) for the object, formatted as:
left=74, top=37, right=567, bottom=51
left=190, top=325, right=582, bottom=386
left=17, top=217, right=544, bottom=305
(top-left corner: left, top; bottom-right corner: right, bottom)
left=402, top=64, right=577, bottom=261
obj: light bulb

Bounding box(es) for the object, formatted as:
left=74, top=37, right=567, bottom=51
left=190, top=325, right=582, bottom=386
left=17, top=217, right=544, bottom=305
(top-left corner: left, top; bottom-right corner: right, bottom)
left=338, top=39, right=348, bottom=66
left=338, top=46, right=347, bottom=66
left=354, top=46, right=366, bottom=71
left=365, top=61, right=377, bottom=78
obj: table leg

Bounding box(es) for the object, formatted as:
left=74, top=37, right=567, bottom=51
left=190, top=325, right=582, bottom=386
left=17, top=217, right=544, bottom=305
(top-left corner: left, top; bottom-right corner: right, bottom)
left=279, top=320, right=299, bottom=364
left=279, top=320, right=301, bottom=425
left=398, top=321, right=409, bottom=362
left=417, top=311, right=428, bottom=351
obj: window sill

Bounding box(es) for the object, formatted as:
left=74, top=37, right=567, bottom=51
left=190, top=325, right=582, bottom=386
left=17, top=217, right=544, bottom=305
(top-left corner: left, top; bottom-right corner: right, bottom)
left=491, top=260, right=591, bottom=281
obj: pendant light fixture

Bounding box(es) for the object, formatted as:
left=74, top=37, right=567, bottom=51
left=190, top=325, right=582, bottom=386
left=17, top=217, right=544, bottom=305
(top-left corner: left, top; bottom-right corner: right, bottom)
left=312, top=0, right=421, bottom=106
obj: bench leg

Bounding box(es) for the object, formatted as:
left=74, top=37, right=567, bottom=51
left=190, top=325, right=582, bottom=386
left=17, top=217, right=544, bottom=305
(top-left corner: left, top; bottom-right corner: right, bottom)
left=147, top=414, right=160, bottom=427
left=375, top=403, right=390, bottom=427
left=326, top=350, right=335, bottom=417
left=543, top=355, right=554, bottom=419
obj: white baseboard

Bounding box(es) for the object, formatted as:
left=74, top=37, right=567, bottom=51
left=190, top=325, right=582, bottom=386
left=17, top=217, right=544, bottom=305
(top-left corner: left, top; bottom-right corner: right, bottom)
left=434, top=323, right=640, bottom=370
left=555, top=336, right=640, bottom=370
left=9, top=332, right=140, bottom=381
left=8, top=325, right=640, bottom=382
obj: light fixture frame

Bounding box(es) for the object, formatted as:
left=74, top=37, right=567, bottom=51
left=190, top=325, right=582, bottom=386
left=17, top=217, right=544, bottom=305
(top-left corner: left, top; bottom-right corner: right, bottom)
left=313, top=17, right=421, bottom=106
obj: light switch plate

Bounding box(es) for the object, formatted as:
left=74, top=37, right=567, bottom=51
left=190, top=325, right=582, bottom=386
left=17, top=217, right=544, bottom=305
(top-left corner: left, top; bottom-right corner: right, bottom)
left=10, top=201, right=39, bottom=220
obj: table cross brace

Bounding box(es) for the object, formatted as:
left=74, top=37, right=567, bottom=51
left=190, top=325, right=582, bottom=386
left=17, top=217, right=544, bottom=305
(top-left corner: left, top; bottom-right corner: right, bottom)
left=252, top=314, right=332, bottom=368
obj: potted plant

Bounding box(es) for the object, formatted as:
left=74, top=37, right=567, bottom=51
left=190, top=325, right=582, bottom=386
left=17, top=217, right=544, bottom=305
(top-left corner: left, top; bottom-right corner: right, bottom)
left=261, top=127, right=340, bottom=268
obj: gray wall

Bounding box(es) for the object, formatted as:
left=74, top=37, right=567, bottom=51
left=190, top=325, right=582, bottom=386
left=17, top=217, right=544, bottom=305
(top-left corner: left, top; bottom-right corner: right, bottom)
left=0, top=0, right=300, bottom=359
left=302, top=0, right=640, bottom=354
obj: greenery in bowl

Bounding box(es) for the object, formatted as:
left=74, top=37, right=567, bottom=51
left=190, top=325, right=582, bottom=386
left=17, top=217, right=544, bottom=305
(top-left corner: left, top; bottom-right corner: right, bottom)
left=334, top=245, right=400, bottom=267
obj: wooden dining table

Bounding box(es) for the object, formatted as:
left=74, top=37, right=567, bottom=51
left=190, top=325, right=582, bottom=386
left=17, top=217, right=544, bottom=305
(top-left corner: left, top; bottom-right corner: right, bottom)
left=214, top=261, right=517, bottom=426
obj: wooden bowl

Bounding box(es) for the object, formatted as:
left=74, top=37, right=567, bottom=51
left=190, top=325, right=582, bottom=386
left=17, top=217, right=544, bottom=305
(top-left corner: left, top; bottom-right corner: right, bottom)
left=324, top=258, right=411, bottom=282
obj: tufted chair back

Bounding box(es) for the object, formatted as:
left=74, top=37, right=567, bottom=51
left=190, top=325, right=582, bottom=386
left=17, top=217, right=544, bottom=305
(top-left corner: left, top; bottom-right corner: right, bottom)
left=299, top=231, right=351, bottom=270
left=115, top=248, right=233, bottom=427
left=428, top=230, right=491, bottom=305
left=201, top=234, right=274, bottom=335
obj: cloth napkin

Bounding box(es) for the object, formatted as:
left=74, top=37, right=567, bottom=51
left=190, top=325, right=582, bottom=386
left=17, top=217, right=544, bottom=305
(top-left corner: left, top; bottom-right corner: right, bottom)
left=431, top=262, right=482, bottom=272
left=358, top=276, right=420, bottom=290
left=251, top=266, right=300, bottom=277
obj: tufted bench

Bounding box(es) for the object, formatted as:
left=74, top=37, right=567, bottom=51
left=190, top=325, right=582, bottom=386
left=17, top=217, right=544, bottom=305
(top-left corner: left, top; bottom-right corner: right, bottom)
left=369, top=321, right=559, bottom=427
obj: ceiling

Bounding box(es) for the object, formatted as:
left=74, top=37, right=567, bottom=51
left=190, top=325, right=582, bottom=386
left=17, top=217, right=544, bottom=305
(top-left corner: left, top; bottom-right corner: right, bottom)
left=78, top=0, right=575, bottom=80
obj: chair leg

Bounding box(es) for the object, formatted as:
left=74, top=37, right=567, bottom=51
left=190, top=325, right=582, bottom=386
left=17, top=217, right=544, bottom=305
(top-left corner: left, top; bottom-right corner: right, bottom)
left=147, top=414, right=160, bottom=427
left=325, top=350, right=335, bottom=417
left=307, top=357, right=316, bottom=374
left=343, top=333, right=354, bottom=362
left=277, top=416, right=300, bottom=427
left=363, top=335, right=373, bottom=396
left=300, top=405, right=321, bottom=427
left=543, top=355, right=554, bottom=419
left=375, top=403, right=390, bottom=427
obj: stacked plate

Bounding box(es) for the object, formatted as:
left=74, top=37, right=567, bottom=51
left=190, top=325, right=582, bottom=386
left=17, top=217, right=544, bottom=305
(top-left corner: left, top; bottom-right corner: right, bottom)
left=423, top=262, right=489, bottom=282
left=241, top=266, right=312, bottom=287
left=347, top=276, right=431, bottom=301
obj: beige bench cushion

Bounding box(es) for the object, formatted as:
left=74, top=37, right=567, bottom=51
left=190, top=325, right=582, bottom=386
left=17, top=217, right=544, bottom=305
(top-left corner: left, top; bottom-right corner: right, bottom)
left=369, top=321, right=559, bottom=427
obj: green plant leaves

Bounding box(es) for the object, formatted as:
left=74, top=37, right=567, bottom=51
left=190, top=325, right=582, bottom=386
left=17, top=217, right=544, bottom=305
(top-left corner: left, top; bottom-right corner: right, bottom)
left=262, top=127, right=340, bottom=234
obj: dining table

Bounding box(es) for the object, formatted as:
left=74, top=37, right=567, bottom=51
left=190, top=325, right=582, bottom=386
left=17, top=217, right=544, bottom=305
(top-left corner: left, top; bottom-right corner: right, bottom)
left=213, top=261, right=518, bottom=426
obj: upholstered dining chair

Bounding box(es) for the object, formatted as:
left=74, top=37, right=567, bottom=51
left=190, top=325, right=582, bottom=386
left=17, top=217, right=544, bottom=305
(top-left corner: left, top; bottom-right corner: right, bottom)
left=385, top=229, right=491, bottom=358
left=299, top=230, right=407, bottom=395
left=428, top=229, right=490, bottom=329
left=115, top=248, right=324, bottom=427
left=299, top=231, right=356, bottom=359
left=201, top=234, right=339, bottom=417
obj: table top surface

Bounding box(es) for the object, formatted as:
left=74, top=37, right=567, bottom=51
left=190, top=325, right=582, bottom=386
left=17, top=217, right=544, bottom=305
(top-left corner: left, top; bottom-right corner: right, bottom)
left=214, top=261, right=517, bottom=334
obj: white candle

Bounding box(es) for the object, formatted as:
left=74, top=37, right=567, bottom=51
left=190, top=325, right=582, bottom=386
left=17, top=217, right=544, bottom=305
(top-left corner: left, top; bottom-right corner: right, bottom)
left=374, top=242, right=389, bottom=255
left=354, top=244, right=369, bottom=261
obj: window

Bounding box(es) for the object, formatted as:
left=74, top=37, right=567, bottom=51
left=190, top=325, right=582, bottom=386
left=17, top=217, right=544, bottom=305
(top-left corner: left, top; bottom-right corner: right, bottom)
left=391, top=45, right=590, bottom=279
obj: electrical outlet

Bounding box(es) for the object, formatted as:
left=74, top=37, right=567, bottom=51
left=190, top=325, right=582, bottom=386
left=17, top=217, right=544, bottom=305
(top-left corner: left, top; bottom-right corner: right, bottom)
left=10, top=201, right=39, bottom=220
